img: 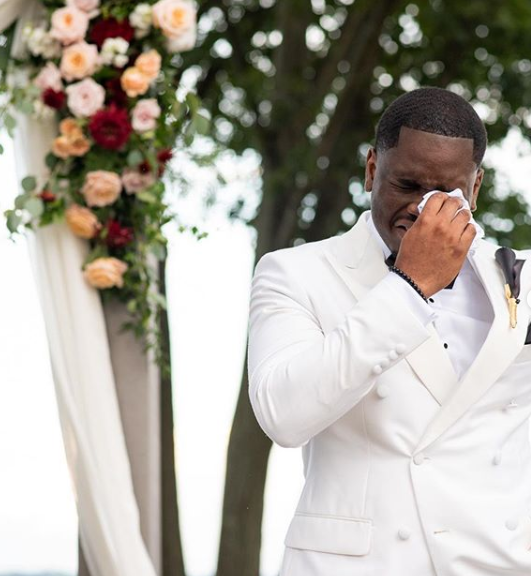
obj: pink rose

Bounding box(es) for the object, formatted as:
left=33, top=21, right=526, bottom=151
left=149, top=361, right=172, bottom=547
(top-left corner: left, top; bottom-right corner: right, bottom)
left=152, top=0, right=196, bottom=42
left=131, top=99, right=161, bottom=132
left=66, top=78, right=105, bottom=118
left=34, top=62, right=63, bottom=92
left=121, top=167, right=156, bottom=194
left=81, top=170, right=122, bottom=207
left=66, top=0, right=100, bottom=17
left=50, top=7, right=89, bottom=45
left=60, top=41, right=99, bottom=81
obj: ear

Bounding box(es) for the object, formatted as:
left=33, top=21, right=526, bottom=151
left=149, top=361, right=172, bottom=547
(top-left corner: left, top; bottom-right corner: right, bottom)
left=364, top=147, right=377, bottom=192
left=470, top=167, right=484, bottom=211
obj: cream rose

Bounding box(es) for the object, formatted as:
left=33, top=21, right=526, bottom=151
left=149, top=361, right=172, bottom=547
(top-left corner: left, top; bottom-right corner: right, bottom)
left=60, top=41, right=99, bottom=81
left=131, top=98, right=161, bottom=132
left=135, top=50, right=161, bottom=81
left=121, top=167, right=156, bottom=194
left=66, top=78, right=105, bottom=117
left=66, top=0, right=100, bottom=16
left=50, top=6, right=89, bottom=45
left=65, top=204, right=100, bottom=238
left=120, top=66, right=150, bottom=97
left=166, top=27, right=196, bottom=53
left=34, top=62, right=63, bottom=92
left=152, top=0, right=196, bottom=41
left=81, top=170, right=122, bottom=207
left=83, top=257, right=128, bottom=289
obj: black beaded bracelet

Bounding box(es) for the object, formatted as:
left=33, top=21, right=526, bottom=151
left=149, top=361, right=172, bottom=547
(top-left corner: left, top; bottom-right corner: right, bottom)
left=388, top=265, right=429, bottom=303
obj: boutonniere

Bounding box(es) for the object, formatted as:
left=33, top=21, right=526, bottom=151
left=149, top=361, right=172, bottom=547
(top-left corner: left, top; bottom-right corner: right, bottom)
left=495, top=247, right=525, bottom=328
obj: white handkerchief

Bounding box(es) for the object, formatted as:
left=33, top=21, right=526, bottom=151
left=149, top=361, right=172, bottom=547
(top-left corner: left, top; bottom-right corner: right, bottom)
left=417, top=188, right=484, bottom=254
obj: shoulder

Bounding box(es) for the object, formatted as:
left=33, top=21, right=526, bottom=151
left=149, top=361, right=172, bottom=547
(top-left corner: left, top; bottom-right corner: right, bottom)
left=255, top=235, right=336, bottom=276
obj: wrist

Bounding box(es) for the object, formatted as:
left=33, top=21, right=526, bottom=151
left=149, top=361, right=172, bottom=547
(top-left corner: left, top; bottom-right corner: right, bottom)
left=388, top=265, right=429, bottom=302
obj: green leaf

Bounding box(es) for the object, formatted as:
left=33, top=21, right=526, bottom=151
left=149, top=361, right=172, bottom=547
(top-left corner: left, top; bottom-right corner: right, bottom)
left=185, top=92, right=200, bottom=114
left=150, top=242, right=166, bottom=260
left=17, top=100, right=34, bottom=115
left=192, top=113, right=210, bottom=135
left=0, top=142, right=4, bottom=155
left=4, top=113, right=16, bottom=133
left=136, top=191, right=157, bottom=203
left=127, top=149, right=144, bottom=166
left=45, top=153, right=58, bottom=169
left=6, top=210, right=22, bottom=233
left=14, top=193, right=30, bottom=209
left=21, top=176, right=37, bottom=192
left=25, top=197, right=44, bottom=218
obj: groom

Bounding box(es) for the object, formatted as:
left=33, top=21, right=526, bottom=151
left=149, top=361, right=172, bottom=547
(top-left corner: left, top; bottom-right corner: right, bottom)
left=247, top=87, right=531, bottom=575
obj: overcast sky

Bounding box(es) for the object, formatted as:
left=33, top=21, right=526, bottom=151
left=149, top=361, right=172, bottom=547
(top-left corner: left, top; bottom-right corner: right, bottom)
left=0, top=128, right=530, bottom=576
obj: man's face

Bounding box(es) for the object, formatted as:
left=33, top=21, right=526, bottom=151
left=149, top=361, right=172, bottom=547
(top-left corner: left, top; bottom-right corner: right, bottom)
left=364, top=126, right=484, bottom=254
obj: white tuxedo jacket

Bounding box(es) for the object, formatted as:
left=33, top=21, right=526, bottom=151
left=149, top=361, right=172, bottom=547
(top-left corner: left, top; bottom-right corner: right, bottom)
left=247, top=210, right=531, bottom=576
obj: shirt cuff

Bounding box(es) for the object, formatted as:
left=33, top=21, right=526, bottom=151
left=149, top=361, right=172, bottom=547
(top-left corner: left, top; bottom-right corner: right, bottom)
left=379, top=271, right=437, bottom=327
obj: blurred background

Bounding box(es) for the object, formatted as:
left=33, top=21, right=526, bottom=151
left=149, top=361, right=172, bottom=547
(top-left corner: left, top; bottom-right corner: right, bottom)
left=2, top=0, right=531, bottom=575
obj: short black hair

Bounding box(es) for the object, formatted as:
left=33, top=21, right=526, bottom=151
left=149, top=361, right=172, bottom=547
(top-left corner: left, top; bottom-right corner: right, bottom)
left=375, top=87, right=487, bottom=165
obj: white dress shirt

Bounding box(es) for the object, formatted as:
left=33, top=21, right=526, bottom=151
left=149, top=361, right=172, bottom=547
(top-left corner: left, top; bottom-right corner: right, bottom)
left=366, top=212, right=494, bottom=380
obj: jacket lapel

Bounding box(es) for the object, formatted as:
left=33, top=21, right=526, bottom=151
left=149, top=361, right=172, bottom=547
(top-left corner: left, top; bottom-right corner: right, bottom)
left=415, top=244, right=531, bottom=453
left=324, top=211, right=458, bottom=406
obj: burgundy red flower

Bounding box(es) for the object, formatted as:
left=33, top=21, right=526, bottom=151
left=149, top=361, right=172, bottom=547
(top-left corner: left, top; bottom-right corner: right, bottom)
left=89, top=17, right=135, bottom=48
left=42, top=88, right=66, bottom=110
left=103, top=219, right=134, bottom=248
left=89, top=105, right=132, bottom=150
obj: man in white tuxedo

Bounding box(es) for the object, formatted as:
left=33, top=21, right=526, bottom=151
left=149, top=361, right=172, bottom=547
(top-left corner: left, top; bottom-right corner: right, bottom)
left=247, top=87, right=531, bottom=575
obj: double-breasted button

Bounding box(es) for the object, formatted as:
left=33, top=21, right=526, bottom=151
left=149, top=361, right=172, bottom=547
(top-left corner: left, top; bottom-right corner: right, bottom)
left=413, top=453, right=426, bottom=466
left=492, top=450, right=502, bottom=466
left=395, top=343, right=406, bottom=354
left=372, top=364, right=383, bottom=375
left=398, top=527, right=411, bottom=540
left=389, top=350, right=399, bottom=360
left=380, top=358, right=390, bottom=368
left=504, top=400, right=518, bottom=411
left=505, top=518, right=519, bottom=531
left=376, top=384, right=390, bottom=398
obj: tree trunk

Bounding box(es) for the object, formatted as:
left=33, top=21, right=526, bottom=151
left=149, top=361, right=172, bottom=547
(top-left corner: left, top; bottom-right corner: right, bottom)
left=159, top=257, right=186, bottom=576
left=216, top=350, right=273, bottom=576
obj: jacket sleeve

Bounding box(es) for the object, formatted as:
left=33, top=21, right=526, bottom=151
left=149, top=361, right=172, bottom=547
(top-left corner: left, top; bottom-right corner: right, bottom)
left=247, top=250, right=432, bottom=448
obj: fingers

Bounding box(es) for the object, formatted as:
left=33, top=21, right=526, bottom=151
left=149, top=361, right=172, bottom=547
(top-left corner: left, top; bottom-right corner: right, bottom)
left=419, top=192, right=449, bottom=218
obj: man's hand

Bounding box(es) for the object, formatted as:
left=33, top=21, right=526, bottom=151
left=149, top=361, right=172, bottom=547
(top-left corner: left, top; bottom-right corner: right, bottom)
left=394, top=192, right=476, bottom=297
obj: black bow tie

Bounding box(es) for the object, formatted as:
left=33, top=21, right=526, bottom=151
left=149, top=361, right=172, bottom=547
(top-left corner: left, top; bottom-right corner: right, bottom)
left=385, top=253, right=457, bottom=290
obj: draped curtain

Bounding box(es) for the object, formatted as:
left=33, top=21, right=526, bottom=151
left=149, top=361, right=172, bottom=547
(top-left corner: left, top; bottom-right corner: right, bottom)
left=1, top=2, right=158, bottom=575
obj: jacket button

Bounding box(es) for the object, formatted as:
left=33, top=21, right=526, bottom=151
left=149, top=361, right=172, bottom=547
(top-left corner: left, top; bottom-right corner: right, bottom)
left=389, top=350, right=399, bottom=360
left=398, top=527, right=411, bottom=540
left=413, top=453, right=426, bottom=465
left=380, top=358, right=390, bottom=368
left=376, top=384, right=390, bottom=398
left=504, top=400, right=518, bottom=411
left=505, top=518, right=519, bottom=531
left=492, top=450, right=502, bottom=466
left=395, top=343, right=406, bottom=354
left=372, top=364, right=383, bottom=375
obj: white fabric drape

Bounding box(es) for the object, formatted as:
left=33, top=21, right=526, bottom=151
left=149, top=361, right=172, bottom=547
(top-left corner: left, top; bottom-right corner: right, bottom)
left=1, top=2, right=158, bottom=575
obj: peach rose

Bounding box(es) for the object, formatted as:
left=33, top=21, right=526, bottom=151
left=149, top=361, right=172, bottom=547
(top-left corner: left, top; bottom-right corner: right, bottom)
left=65, top=204, right=100, bottom=238
left=81, top=170, right=122, bottom=207
left=83, top=257, right=128, bottom=289
left=120, top=66, right=150, bottom=97
left=60, top=41, right=99, bottom=81
left=52, top=118, right=91, bottom=158
left=50, top=7, right=89, bottom=45
left=135, top=50, right=161, bottom=81
left=152, top=0, right=196, bottom=41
